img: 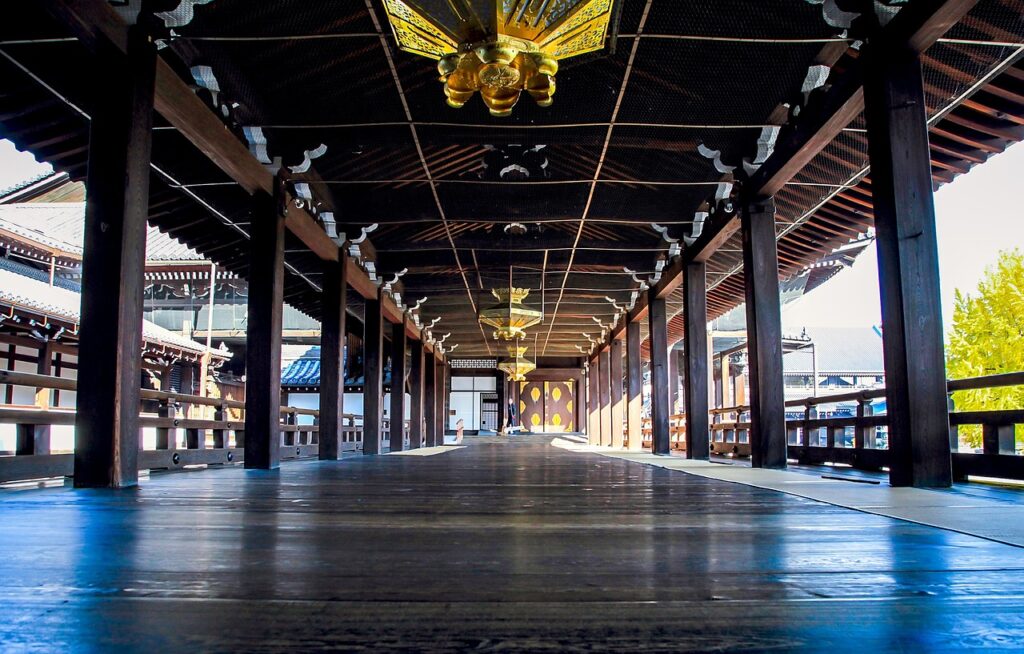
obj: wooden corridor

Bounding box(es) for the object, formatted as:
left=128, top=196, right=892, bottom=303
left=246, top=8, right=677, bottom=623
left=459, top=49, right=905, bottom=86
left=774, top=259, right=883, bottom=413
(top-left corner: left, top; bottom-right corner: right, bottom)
left=1, top=437, right=1024, bottom=652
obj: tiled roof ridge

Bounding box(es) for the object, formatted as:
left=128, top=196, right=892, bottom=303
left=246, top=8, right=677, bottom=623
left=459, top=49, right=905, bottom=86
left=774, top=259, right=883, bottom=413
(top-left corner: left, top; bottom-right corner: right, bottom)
left=0, top=170, right=61, bottom=200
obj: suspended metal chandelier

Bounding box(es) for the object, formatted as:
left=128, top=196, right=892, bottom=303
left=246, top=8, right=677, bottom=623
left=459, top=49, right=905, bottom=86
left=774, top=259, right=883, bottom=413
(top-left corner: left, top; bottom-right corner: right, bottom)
left=478, top=287, right=543, bottom=341
left=382, top=0, right=613, bottom=116
left=497, top=340, right=536, bottom=382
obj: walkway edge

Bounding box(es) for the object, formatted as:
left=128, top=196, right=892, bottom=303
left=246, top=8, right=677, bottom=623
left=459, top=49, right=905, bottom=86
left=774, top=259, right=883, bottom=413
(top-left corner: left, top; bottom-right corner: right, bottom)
left=551, top=439, right=1024, bottom=549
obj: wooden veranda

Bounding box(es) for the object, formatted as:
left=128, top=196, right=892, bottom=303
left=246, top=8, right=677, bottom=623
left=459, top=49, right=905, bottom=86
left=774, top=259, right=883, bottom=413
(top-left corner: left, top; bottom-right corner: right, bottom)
left=0, top=0, right=1022, bottom=491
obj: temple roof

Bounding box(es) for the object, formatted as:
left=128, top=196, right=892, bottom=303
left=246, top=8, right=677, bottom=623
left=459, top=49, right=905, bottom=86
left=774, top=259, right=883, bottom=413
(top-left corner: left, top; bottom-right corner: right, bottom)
left=0, top=202, right=205, bottom=263
left=281, top=345, right=393, bottom=390
left=0, top=258, right=230, bottom=361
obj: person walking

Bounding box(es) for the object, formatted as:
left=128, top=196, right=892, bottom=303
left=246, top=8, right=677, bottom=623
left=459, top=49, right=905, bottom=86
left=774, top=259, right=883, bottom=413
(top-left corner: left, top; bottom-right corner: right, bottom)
left=505, top=397, right=519, bottom=434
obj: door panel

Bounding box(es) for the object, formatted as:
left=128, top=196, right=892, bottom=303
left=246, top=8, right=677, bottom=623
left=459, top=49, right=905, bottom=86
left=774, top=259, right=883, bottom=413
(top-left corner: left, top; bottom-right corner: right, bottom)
left=519, top=382, right=544, bottom=431
left=518, top=380, right=576, bottom=433
left=544, top=381, right=574, bottom=432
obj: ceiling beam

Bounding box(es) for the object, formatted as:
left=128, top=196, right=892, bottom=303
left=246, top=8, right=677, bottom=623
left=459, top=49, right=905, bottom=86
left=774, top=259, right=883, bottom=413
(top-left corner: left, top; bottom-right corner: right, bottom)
left=376, top=250, right=659, bottom=273
left=375, top=237, right=663, bottom=253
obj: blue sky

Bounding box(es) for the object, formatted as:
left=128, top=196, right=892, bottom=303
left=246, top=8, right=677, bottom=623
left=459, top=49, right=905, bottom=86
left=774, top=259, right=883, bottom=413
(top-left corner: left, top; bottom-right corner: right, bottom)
left=2, top=137, right=1022, bottom=335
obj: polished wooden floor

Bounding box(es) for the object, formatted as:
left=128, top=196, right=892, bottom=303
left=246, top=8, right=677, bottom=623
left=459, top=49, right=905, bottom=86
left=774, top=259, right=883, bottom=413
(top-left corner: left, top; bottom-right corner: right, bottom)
left=2, top=436, right=1024, bottom=652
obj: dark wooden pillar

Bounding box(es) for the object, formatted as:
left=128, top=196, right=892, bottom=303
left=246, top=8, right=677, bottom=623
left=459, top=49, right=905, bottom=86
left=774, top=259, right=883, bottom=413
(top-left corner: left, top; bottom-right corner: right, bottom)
left=864, top=43, right=951, bottom=487
left=435, top=356, right=446, bottom=444
left=598, top=348, right=611, bottom=446
left=573, top=370, right=586, bottom=434
left=587, top=356, right=600, bottom=445
left=362, top=292, right=385, bottom=455
left=319, top=252, right=347, bottom=460
left=648, top=291, right=671, bottom=455
left=742, top=197, right=787, bottom=469
left=408, top=337, right=424, bottom=449
left=610, top=338, right=624, bottom=448
left=424, top=353, right=436, bottom=446
left=684, top=261, right=710, bottom=460
left=243, top=185, right=286, bottom=470
left=389, top=321, right=407, bottom=452
left=626, top=319, right=643, bottom=451
left=668, top=347, right=680, bottom=415
left=73, top=27, right=156, bottom=488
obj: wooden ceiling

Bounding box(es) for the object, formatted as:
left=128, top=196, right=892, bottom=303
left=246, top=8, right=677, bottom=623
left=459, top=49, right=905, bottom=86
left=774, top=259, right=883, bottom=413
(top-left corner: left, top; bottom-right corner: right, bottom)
left=0, top=1, right=1022, bottom=358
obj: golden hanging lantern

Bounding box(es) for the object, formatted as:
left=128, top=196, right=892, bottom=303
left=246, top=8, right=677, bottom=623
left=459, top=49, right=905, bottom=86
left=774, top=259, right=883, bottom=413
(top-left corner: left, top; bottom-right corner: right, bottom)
left=382, top=0, right=613, bottom=116
left=478, top=287, right=543, bottom=340
left=497, top=340, right=536, bottom=382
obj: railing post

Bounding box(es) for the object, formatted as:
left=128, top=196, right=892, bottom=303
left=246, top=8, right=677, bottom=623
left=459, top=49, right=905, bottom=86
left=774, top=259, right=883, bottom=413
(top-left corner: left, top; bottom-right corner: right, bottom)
left=283, top=410, right=297, bottom=447
left=73, top=24, right=156, bottom=488
left=155, top=398, right=175, bottom=450
left=213, top=402, right=227, bottom=449
left=856, top=397, right=874, bottom=450
left=947, top=393, right=959, bottom=452
left=185, top=420, right=203, bottom=450
left=15, top=424, right=48, bottom=456
left=182, top=364, right=202, bottom=449
left=803, top=403, right=815, bottom=448
left=19, top=342, right=53, bottom=456
left=669, top=346, right=680, bottom=416
left=982, top=423, right=1016, bottom=456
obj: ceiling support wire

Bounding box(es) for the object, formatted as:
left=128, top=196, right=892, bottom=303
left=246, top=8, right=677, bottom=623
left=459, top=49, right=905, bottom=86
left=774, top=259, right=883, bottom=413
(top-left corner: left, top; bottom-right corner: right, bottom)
left=364, top=0, right=492, bottom=355
left=541, top=0, right=654, bottom=356
left=701, top=44, right=1024, bottom=310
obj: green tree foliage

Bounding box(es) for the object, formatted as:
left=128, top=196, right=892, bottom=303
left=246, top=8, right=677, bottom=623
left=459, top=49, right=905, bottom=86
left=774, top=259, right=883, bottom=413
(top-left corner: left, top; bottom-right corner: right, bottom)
left=946, top=249, right=1024, bottom=450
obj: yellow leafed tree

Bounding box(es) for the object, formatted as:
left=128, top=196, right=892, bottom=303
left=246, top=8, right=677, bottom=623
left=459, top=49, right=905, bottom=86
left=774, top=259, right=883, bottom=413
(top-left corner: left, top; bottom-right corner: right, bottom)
left=945, top=249, right=1024, bottom=450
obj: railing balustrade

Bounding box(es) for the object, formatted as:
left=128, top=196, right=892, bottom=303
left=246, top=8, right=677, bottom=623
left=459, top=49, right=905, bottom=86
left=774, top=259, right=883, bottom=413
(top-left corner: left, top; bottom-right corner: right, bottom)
left=637, top=414, right=686, bottom=451
left=706, top=372, right=1024, bottom=480
left=0, top=370, right=413, bottom=484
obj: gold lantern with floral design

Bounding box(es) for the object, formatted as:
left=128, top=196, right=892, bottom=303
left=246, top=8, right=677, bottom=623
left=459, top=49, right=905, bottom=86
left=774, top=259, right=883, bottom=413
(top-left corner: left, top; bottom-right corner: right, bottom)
left=382, top=0, right=613, bottom=116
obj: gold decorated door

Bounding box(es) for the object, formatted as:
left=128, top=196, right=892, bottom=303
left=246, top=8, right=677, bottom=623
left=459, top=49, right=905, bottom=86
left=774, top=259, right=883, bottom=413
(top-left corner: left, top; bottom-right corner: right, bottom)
left=518, top=380, right=575, bottom=433
left=519, top=382, right=545, bottom=431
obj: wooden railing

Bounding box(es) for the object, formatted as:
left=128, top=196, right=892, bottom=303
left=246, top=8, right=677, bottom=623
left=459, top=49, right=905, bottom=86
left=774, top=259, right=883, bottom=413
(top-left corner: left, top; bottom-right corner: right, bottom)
left=638, top=414, right=686, bottom=451
left=708, top=372, right=1024, bottom=480
left=947, top=372, right=1024, bottom=480
left=0, top=370, right=413, bottom=484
